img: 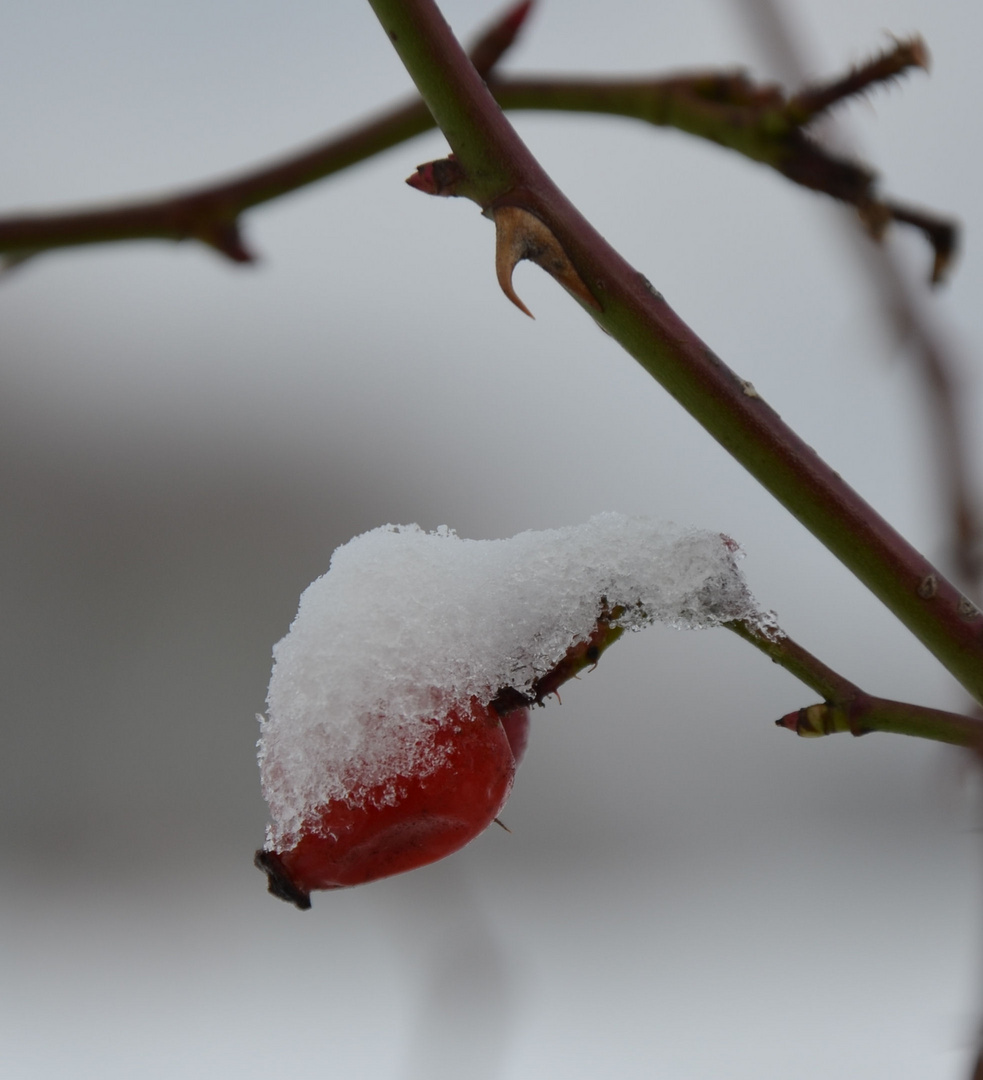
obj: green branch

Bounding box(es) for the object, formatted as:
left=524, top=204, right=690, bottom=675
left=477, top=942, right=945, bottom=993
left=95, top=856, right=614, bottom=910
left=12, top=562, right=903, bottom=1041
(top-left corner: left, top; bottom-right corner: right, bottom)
left=367, top=0, right=983, bottom=709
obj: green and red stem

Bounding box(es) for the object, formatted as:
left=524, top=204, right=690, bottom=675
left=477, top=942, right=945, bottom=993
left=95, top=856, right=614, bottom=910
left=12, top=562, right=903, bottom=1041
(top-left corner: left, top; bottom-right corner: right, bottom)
left=491, top=613, right=626, bottom=716
left=727, top=618, right=983, bottom=746
left=367, top=0, right=983, bottom=708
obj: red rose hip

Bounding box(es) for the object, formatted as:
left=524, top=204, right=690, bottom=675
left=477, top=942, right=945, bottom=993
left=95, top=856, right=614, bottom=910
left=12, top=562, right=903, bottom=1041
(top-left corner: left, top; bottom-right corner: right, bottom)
left=256, top=699, right=529, bottom=908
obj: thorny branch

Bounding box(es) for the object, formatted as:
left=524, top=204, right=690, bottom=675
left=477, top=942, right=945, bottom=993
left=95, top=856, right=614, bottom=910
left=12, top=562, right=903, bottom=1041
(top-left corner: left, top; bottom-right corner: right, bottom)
left=0, top=2, right=954, bottom=284
left=369, top=0, right=983, bottom=707
left=488, top=35, right=954, bottom=283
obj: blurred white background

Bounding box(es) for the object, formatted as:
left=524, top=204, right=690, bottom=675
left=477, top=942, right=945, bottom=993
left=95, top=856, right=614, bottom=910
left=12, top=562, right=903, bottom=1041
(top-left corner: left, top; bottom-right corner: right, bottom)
left=1, top=1, right=982, bottom=1076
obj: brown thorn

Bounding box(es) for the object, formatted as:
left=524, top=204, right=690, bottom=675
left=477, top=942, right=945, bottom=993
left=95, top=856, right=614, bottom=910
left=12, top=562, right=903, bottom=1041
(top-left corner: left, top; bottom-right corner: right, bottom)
left=493, top=817, right=512, bottom=833
left=199, top=220, right=256, bottom=264
left=494, top=206, right=536, bottom=317
left=492, top=204, right=599, bottom=318
left=883, top=200, right=959, bottom=285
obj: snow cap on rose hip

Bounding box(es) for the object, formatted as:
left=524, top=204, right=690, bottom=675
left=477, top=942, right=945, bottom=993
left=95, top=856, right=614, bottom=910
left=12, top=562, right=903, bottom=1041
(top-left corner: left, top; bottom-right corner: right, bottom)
left=256, top=513, right=762, bottom=907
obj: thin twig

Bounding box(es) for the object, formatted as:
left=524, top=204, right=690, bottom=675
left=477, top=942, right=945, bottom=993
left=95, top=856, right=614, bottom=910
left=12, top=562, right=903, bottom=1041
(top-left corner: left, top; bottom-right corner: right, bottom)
left=493, top=40, right=952, bottom=280
left=0, top=1, right=536, bottom=268
left=785, top=35, right=929, bottom=123
left=727, top=618, right=983, bottom=746
left=0, top=9, right=953, bottom=281
left=491, top=615, right=625, bottom=715
left=731, top=0, right=981, bottom=597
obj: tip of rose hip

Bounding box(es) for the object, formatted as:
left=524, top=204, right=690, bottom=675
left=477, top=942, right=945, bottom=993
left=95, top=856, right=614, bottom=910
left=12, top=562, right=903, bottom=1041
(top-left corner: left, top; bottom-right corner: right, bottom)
left=254, top=849, right=312, bottom=910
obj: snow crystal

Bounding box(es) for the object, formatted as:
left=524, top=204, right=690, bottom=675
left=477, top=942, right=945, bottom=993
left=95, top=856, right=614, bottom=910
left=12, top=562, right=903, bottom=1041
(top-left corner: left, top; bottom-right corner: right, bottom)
left=258, top=513, right=760, bottom=849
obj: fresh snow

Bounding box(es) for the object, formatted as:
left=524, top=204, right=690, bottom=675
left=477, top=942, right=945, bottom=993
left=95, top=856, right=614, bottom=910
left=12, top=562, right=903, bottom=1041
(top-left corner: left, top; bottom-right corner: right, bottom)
left=258, top=513, right=761, bottom=849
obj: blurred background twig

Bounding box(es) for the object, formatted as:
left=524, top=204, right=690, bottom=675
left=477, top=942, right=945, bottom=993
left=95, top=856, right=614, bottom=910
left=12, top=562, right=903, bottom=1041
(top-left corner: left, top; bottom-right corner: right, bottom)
left=732, top=0, right=982, bottom=600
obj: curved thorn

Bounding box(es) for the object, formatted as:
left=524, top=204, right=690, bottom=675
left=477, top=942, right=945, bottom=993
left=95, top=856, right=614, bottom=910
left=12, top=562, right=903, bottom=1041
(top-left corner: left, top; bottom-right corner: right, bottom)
left=494, top=209, right=536, bottom=318
left=493, top=204, right=600, bottom=317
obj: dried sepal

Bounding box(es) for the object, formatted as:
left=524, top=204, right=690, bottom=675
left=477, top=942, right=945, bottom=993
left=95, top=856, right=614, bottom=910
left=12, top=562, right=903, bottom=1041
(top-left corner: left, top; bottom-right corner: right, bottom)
left=491, top=204, right=599, bottom=318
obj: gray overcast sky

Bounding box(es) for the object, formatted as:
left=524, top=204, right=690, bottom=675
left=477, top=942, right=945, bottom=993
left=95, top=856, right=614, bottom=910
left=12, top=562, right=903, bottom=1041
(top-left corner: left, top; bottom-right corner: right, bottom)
left=2, top=2, right=982, bottom=1077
